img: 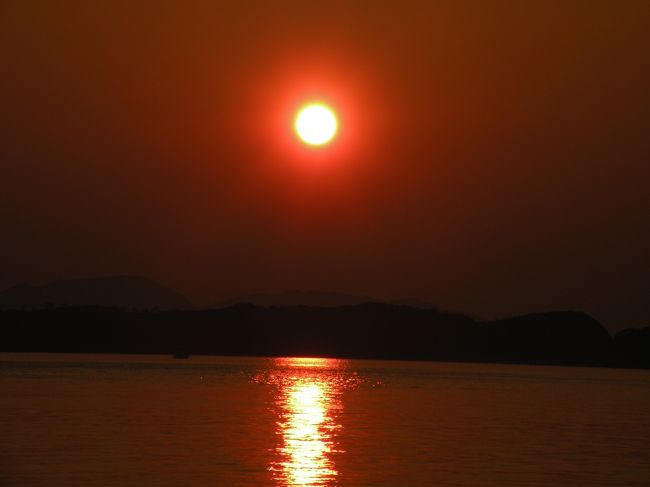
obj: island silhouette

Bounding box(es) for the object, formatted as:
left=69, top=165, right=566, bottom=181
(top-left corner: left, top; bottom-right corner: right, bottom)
left=0, top=277, right=647, bottom=369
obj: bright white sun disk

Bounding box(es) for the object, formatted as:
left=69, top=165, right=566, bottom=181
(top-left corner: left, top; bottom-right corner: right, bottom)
left=295, top=104, right=338, bottom=146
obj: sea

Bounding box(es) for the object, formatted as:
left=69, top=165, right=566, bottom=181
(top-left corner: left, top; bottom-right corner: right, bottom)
left=1, top=353, right=649, bottom=486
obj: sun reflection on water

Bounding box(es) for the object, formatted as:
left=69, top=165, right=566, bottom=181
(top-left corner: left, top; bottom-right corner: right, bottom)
left=265, top=357, right=349, bottom=486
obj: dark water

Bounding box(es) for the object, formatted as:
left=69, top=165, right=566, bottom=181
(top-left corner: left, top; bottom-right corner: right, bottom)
left=1, top=354, right=649, bottom=486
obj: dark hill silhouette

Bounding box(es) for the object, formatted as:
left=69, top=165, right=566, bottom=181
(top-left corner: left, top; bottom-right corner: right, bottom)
left=612, top=326, right=650, bottom=369
left=0, top=276, right=191, bottom=310
left=2, top=302, right=642, bottom=368
left=482, top=311, right=612, bottom=365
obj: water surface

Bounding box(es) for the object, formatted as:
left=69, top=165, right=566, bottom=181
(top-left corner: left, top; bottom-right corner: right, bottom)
left=1, top=353, right=649, bottom=486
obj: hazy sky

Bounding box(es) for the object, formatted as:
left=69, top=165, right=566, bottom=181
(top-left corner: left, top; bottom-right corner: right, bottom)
left=1, top=1, right=648, bottom=330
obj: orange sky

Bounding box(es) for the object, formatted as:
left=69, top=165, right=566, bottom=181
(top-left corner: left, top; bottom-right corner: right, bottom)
left=1, top=1, right=649, bottom=329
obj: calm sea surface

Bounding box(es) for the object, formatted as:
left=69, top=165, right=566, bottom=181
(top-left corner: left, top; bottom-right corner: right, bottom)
left=1, top=353, right=649, bottom=486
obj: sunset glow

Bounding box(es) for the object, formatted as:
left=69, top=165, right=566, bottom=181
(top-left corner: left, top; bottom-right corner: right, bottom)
left=294, top=104, right=338, bottom=146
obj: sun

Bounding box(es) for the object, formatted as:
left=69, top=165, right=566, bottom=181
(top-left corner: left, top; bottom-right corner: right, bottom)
left=294, top=103, right=338, bottom=146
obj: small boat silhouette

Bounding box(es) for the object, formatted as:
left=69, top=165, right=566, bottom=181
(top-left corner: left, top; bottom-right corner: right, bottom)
left=173, top=351, right=190, bottom=359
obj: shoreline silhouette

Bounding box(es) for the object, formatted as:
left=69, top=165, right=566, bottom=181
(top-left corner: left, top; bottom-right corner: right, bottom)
left=2, top=303, right=648, bottom=370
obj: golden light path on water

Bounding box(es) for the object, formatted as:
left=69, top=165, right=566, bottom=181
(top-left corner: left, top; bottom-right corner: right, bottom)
left=261, top=357, right=357, bottom=486
left=279, top=378, right=336, bottom=485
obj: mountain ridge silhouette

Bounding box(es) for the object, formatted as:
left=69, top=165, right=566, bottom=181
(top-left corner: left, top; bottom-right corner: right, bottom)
left=2, top=302, right=647, bottom=369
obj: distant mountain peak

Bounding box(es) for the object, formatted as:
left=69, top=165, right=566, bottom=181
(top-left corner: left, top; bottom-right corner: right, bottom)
left=212, top=290, right=442, bottom=310
left=389, top=298, right=438, bottom=309
left=213, top=290, right=378, bottom=308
